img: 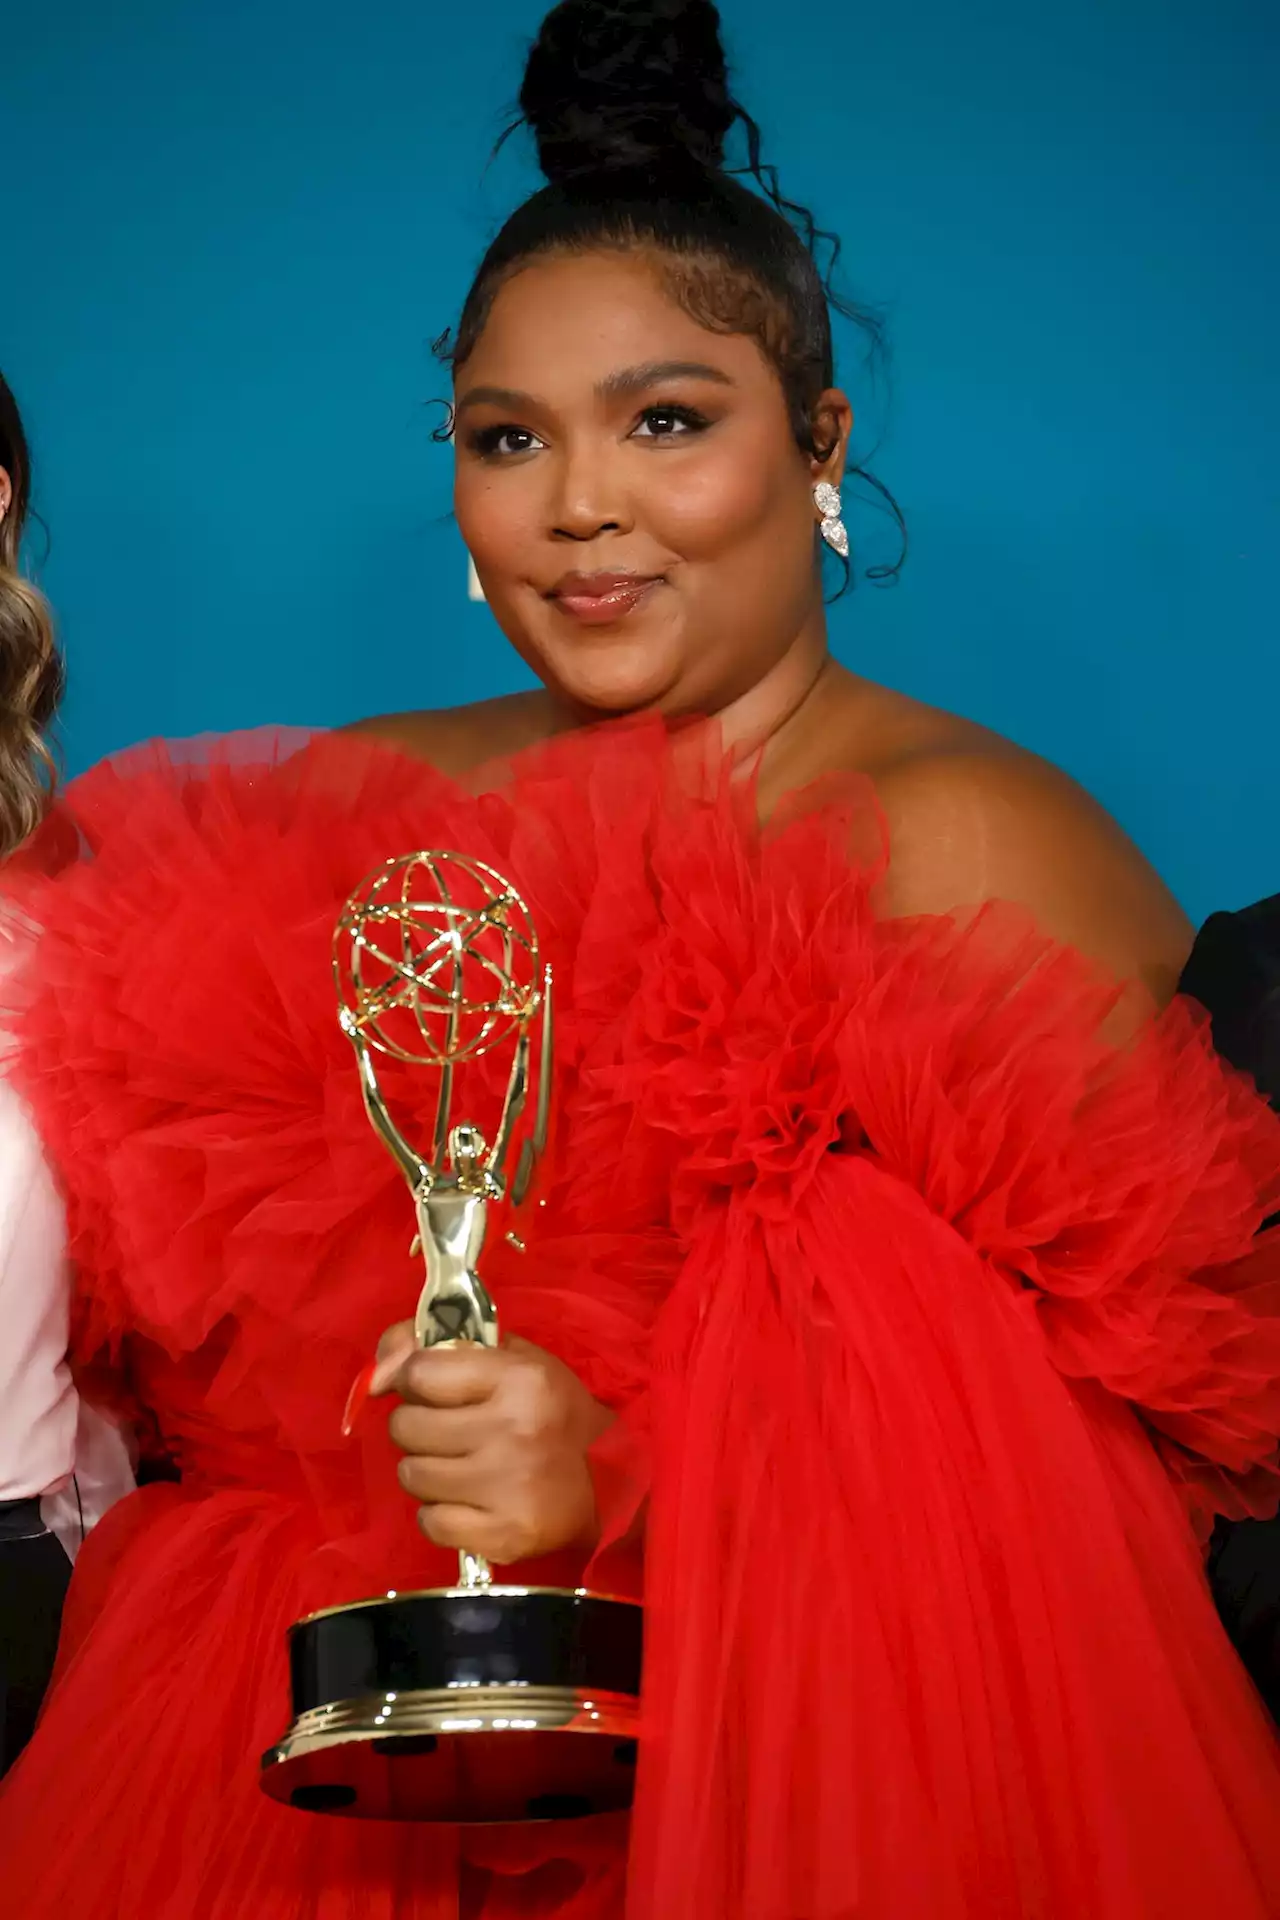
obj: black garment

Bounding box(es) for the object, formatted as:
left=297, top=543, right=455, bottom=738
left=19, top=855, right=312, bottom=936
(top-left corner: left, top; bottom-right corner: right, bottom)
left=0, top=1499, right=71, bottom=1777
left=1180, top=895, right=1280, bottom=1724
left=1181, top=893, right=1280, bottom=1115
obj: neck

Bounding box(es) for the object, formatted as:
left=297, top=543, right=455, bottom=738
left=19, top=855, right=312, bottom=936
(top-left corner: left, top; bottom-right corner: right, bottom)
left=711, top=631, right=833, bottom=764
left=533, top=608, right=839, bottom=766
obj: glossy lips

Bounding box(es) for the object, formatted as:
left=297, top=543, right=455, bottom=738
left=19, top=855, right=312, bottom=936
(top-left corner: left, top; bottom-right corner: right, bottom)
left=549, top=571, right=661, bottom=625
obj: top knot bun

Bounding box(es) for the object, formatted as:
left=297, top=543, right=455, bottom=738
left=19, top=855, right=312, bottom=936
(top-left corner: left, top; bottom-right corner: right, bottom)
left=519, top=0, right=738, bottom=183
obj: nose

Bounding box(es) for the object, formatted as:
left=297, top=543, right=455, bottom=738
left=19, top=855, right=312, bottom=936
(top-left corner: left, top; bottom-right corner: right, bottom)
left=548, top=436, right=631, bottom=543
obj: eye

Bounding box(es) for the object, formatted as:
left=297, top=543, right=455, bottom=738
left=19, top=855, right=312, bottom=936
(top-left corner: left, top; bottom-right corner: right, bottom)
left=630, top=404, right=711, bottom=441
left=468, top=424, right=546, bottom=459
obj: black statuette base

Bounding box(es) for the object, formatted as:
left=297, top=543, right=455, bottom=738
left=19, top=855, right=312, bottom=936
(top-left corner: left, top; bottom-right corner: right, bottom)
left=260, top=1585, right=643, bottom=1824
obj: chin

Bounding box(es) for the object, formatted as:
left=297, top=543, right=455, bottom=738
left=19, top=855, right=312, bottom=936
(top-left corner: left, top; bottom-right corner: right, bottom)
left=539, top=642, right=687, bottom=720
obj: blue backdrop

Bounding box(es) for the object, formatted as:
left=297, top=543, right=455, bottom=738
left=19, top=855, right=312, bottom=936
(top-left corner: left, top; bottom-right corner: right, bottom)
left=4, top=0, right=1276, bottom=918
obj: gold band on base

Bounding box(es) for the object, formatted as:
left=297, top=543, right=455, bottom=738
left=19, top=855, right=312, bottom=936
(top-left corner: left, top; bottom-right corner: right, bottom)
left=261, top=1686, right=641, bottom=1823
left=267, top=1683, right=639, bottom=1757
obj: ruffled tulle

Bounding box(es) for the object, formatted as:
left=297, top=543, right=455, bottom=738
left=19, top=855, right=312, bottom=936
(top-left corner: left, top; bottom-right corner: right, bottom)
left=1, top=718, right=1279, bottom=1918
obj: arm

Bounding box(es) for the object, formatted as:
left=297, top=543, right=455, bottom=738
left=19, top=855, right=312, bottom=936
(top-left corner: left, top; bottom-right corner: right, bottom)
left=879, top=755, right=1280, bottom=1707
left=0, top=1070, right=139, bottom=1772
left=0, top=1076, right=134, bottom=1556
left=873, top=747, right=1193, bottom=1003
left=0, top=1078, right=76, bottom=1774
left=0, top=1079, right=77, bottom=1515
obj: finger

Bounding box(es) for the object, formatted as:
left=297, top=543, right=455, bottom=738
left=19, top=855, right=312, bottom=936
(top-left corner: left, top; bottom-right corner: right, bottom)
left=397, top=1454, right=490, bottom=1506
left=397, top=1345, right=505, bottom=1409
left=387, top=1402, right=492, bottom=1460
left=416, top=1502, right=509, bottom=1559
left=369, top=1321, right=418, bottom=1397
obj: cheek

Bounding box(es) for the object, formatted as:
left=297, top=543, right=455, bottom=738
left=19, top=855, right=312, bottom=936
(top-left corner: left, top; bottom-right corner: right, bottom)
left=455, top=473, right=542, bottom=574
left=643, top=441, right=794, bottom=558
left=664, top=443, right=823, bottom=677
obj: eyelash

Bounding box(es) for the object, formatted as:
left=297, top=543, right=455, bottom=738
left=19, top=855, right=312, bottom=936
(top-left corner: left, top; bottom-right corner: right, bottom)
left=466, top=403, right=713, bottom=460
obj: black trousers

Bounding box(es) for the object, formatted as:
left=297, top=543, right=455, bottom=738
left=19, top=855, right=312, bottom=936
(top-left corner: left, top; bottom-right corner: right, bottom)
left=0, top=1499, right=71, bottom=1778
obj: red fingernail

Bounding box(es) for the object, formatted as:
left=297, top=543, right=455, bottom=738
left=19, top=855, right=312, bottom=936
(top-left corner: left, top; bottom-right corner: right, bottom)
left=341, top=1361, right=376, bottom=1439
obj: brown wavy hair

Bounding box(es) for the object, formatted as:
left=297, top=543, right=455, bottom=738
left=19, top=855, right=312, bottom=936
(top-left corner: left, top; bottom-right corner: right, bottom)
left=0, top=373, right=64, bottom=858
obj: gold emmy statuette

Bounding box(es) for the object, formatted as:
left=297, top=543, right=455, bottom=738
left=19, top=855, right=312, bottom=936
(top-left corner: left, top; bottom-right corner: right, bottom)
left=260, top=852, right=642, bottom=1823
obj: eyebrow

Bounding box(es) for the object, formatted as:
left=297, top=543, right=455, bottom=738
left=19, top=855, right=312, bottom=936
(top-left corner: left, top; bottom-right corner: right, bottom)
left=598, top=359, right=736, bottom=401
left=455, top=359, right=737, bottom=415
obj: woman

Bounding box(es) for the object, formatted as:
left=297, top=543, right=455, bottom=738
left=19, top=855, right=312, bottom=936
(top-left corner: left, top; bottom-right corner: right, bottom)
left=0, top=372, right=134, bottom=1777
left=1, top=3, right=1279, bottom=1914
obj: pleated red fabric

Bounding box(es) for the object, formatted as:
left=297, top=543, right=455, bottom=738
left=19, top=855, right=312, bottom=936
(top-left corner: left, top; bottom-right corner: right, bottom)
left=1, top=719, right=1279, bottom=1918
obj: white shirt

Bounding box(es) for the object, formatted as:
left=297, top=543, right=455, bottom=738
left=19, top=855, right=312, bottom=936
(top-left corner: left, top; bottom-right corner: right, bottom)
left=0, top=1072, right=134, bottom=1559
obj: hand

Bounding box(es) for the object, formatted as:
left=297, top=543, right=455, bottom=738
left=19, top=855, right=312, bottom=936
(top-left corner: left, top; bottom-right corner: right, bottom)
left=371, top=1323, right=614, bottom=1565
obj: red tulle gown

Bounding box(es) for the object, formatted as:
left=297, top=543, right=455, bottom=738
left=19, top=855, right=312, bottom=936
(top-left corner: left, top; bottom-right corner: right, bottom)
left=1, top=720, right=1279, bottom=1919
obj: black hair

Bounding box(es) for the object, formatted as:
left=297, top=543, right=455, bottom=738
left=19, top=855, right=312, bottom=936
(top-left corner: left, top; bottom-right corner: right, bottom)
left=437, top=0, right=905, bottom=585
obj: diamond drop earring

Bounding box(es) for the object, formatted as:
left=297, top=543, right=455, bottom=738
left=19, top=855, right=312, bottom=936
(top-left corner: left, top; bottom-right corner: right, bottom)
left=813, top=481, right=848, bottom=559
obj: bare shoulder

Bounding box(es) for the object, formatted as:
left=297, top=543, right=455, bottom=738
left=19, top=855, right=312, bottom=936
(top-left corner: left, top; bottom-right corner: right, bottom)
left=345, top=692, right=561, bottom=781
left=848, top=691, right=1192, bottom=1002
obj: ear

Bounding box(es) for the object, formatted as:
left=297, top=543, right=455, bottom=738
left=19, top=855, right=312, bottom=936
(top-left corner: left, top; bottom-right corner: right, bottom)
left=808, top=389, right=853, bottom=488
left=0, top=466, right=12, bottom=526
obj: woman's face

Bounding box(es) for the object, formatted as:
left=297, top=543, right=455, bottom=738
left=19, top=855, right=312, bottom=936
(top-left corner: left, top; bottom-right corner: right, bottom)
left=453, top=250, right=849, bottom=719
